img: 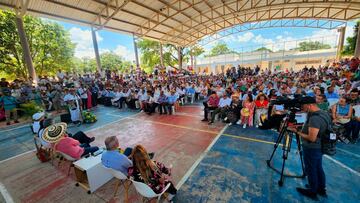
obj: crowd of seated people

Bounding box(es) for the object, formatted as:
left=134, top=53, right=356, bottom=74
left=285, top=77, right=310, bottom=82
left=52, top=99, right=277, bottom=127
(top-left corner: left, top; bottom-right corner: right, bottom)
left=1, top=57, right=360, bottom=142
left=198, top=59, right=360, bottom=143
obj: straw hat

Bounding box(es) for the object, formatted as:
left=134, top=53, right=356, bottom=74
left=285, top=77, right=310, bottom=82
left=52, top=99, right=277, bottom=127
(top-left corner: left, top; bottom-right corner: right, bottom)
left=42, top=122, right=67, bottom=143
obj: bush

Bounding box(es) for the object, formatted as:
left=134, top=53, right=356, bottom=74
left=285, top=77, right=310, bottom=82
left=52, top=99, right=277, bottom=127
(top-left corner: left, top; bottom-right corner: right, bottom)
left=82, top=111, right=97, bottom=123
left=19, top=101, right=44, bottom=118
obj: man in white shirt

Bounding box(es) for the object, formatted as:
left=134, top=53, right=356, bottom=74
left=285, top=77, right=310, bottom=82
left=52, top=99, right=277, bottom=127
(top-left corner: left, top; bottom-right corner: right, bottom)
left=57, top=70, right=65, bottom=81
left=209, top=94, right=232, bottom=124
left=77, top=85, right=88, bottom=110
left=63, top=88, right=82, bottom=124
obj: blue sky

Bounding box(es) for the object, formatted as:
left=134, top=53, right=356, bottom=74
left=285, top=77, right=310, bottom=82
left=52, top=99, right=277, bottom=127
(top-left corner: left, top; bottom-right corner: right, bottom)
left=53, top=19, right=356, bottom=61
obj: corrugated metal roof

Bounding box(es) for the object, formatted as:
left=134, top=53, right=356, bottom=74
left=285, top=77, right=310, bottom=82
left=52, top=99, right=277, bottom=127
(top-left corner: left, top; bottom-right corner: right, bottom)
left=0, top=0, right=360, bottom=46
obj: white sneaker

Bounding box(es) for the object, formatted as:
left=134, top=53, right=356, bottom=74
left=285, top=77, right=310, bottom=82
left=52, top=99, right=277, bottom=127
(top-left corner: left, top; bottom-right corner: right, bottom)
left=256, top=125, right=259, bottom=128
left=236, top=121, right=241, bottom=125
left=243, top=124, right=246, bottom=128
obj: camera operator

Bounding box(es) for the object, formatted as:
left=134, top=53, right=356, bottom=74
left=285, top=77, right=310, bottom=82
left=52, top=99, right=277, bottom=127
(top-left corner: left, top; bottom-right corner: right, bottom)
left=288, top=96, right=331, bottom=200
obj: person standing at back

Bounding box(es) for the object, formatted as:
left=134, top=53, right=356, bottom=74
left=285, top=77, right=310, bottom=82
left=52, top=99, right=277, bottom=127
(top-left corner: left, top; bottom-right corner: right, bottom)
left=288, top=96, right=331, bottom=200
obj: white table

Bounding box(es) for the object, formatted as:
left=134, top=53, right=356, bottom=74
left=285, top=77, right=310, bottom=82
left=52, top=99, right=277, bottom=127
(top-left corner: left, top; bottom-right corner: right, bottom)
left=73, top=155, right=113, bottom=194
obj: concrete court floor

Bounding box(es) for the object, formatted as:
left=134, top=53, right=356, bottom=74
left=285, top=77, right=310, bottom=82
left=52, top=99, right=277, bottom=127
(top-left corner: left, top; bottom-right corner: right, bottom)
left=0, top=106, right=139, bottom=161
left=1, top=104, right=359, bottom=203
left=176, top=126, right=360, bottom=203
left=0, top=105, right=225, bottom=203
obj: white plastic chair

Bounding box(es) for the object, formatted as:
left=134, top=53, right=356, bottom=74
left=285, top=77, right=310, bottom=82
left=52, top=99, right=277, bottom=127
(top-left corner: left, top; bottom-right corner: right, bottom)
left=103, top=166, right=131, bottom=202
left=57, top=151, right=78, bottom=176
left=132, top=180, right=171, bottom=203
left=187, top=93, right=194, bottom=104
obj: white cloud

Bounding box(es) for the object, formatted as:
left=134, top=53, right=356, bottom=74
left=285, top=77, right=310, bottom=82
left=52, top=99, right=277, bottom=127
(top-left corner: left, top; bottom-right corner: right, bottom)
left=114, top=45, right=135, bottom=62
left=222, top=35, right=236, bottom=43
left=69, top=27, right=103, bottom=58
left=253, top=34, right=274, bottom=45
left=237, top=32, right=255, bottom=42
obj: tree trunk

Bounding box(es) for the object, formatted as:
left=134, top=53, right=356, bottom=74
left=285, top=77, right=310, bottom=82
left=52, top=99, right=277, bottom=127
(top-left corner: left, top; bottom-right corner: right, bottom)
left=190, top=53, right=194, bottom=70
left=159, top=42, right=164, bottom=68
left=177, top=46, right=182, bottom=70
left=15, top=16, right=37, bottom=83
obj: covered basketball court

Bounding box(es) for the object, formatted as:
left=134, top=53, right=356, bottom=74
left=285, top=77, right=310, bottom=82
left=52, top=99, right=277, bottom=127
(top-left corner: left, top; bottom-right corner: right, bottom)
left=1, top=0, right=360, bottom=203
left=2, top=0, right=360, bottom=79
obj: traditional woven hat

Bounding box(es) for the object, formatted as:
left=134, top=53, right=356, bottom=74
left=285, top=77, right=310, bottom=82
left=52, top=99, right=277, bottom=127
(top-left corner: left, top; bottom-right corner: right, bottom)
left=42, top=122, right=67, bottom=143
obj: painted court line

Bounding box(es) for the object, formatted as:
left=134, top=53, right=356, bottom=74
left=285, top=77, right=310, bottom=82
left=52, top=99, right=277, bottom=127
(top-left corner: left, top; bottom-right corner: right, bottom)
left=0, top=150, right=36, bottom=165
left=337, top=147, right=360, bottom=159
left=176, top=125, right=228, bottom=189
left=127, top=117, right=220, bottom=135
left=324, top=155, right=360, bottom=176
left=222, top=133, right=360, bottom=176
left=0, top=182, right=14, bottom=203
left=0, top=125, right=29, bottom=133
left=0, top=112, right=141, bottom=164
left=222, top=133, right=278, bottom=145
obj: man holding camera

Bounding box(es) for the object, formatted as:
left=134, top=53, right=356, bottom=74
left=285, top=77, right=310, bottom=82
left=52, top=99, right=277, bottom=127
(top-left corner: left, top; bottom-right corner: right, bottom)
left=288, top=96, right=331, bottom=200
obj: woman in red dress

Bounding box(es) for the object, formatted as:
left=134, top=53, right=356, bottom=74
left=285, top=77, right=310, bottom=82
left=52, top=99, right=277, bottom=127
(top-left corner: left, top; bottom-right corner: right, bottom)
left=86, top=86, right=92, bottom=109
left=254, top=93, right=269, bottom=127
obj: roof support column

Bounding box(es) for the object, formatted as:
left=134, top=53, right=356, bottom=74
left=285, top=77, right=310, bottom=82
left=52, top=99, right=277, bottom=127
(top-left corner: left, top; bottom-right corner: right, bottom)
left=336, top=27, right=346, bottom=60
left=133, top=34, right=140, bottom=69
left=15, top=0, right=37, bottom=85
left=177, top=46, right=183, bottom=70
left=91, top=27, right=102, bottom=74
left=159, top=42, right=164, bottom=68
left=355, top=26, right=360, bottom=58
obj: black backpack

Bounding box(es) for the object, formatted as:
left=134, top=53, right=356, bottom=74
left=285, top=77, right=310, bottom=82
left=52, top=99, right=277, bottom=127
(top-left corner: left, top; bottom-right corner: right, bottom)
left=313, top=112, right=337, bottom=156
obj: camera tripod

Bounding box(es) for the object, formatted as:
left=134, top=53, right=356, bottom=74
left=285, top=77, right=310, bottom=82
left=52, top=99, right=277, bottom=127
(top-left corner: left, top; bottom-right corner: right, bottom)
left=266, top=111, right=306, bottom=186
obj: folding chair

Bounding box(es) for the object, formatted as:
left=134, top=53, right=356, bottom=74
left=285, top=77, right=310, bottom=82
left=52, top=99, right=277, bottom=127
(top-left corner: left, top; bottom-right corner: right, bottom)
left=57, top=151, right=78, bottom=176
left=103, top=166, right=131, bottom=203
left=132, top=180, right=171, bottom=203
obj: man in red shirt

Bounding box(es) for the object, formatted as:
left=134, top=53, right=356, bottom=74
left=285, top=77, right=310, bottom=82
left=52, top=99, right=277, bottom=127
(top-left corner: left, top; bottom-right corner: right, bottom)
left=202, top=91, right=220, bottom=121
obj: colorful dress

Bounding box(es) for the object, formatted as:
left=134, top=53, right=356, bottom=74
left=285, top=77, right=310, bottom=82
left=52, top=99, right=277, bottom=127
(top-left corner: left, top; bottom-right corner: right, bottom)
left=128, top=161, right=176, bottom=195
left=242, top=101, right=255, bottom=126
left=255, top=100, right=269, bottom=126
left=86, top=90, right=92, bottom=109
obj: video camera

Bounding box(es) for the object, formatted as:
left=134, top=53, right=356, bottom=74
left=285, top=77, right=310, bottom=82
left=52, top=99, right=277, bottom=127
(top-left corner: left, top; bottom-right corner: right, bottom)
left=271, top=94, right=310, bottom=110
left=271, top=94, right=311, bottom=124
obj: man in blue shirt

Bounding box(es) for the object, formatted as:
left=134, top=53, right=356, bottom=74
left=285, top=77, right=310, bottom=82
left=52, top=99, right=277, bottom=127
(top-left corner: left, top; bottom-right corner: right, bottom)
left=325, top=86, right=339, bottom=99
left=167, top=90, right=178, bottom=115
left=101, top=136, right=132, bottom=175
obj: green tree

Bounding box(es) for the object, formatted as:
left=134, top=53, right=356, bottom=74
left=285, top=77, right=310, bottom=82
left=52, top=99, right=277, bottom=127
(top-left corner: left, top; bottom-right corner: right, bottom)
left=100, top=52, right=124, bottom=71
left=205, top=42, right=234, bottom=57
left=73, top=53, right=132, bottom=74
left=137, top=39, right=189, bottom=72
left=298, top=41, right=331, bottom=52
left=0, top=10, right=75, bottom=79
left=137, top=39, right=161, bottom=72
left=188, top=45, right=205, bottom=67
left=255, top=47, right=273, bottom=52
left=342, top=21, right=360, bottom=56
